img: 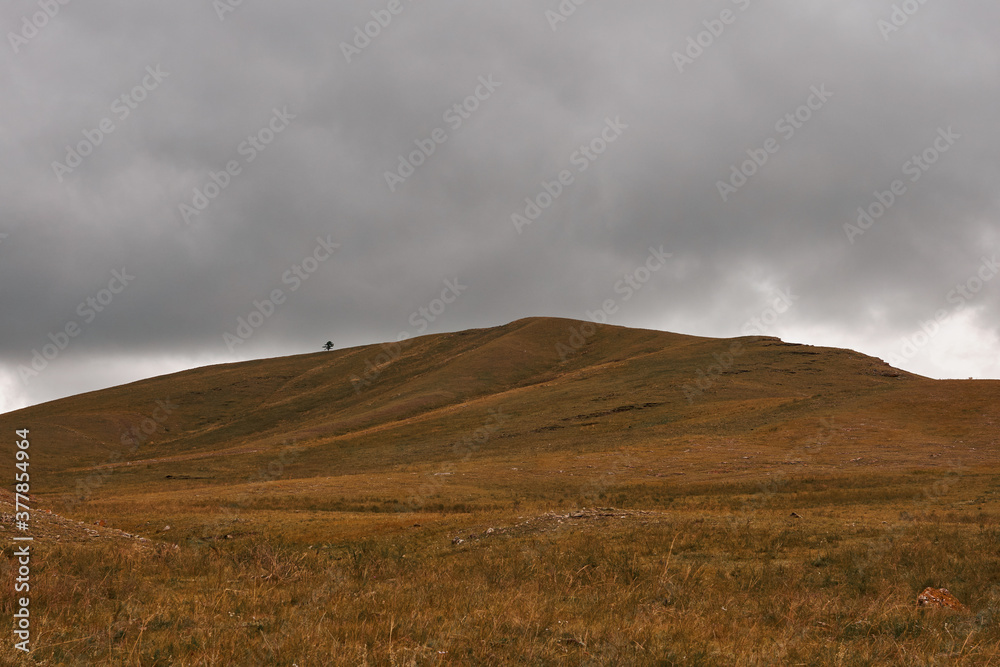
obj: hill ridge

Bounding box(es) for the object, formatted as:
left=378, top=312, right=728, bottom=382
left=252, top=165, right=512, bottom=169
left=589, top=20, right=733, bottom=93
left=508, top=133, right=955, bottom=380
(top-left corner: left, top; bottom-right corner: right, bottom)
left=2, top=317, right=996, bottom=508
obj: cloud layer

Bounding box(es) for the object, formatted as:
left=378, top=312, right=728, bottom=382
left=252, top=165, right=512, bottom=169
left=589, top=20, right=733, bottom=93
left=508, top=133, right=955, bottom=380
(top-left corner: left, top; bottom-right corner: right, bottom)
left=2, top=0, right=998, bottom=412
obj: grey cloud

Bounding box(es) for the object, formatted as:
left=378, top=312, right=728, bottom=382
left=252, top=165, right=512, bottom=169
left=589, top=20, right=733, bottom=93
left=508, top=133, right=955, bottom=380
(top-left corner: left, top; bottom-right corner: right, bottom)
left=2, top=0, right=998, bottom=412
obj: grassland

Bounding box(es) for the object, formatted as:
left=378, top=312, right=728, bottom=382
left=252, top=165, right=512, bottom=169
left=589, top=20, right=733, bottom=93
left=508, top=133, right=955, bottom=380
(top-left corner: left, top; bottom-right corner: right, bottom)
left=2, top=317, right=999, bottom=664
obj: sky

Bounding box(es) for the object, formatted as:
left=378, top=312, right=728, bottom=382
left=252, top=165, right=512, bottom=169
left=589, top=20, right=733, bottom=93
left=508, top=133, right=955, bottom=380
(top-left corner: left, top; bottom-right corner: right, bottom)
left=2, top=0, right=999, bottom=413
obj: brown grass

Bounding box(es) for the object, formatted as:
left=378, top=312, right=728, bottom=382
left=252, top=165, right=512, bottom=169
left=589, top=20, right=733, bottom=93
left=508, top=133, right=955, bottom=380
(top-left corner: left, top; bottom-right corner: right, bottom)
left=2, top=317, right=1000, bottom=664
left=5, top=476, right=1000, bottom=665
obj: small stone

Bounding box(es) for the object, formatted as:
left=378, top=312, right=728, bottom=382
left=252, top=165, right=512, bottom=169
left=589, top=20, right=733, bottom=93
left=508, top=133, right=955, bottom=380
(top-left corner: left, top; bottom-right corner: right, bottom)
left=162, top=525, right=172, bottom=532
left=917, top=587, right=966, bottom=611
left=790, top=512, right=802, bottom=519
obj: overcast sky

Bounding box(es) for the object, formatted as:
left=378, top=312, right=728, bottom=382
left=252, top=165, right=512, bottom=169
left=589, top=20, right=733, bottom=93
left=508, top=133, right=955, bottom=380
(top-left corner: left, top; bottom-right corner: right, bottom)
left=2, top=0, right=998, bottom=413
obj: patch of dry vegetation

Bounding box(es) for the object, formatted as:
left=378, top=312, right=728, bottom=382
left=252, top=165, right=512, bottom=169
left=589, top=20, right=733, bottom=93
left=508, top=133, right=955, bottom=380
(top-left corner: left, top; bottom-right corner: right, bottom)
left=5, top=471, right=1000, bottom=664
left=2, top=317, right=999, bottom=664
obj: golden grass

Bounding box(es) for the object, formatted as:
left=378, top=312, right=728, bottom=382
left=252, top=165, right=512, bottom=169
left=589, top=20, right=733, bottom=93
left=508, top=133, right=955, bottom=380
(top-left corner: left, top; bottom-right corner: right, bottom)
left=5, top=472, right=1000, bottom=665
left=2, top=317, right=999, bottom=664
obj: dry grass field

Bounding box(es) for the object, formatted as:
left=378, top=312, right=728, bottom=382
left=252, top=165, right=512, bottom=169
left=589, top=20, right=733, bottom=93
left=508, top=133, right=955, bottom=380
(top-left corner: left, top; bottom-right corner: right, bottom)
left=2, top=317, right=1000, bottom=665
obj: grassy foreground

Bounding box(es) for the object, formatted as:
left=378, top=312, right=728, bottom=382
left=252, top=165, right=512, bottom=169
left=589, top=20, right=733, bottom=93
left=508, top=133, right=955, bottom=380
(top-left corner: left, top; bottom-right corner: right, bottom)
left=4, top=469, right=1000, bottom=665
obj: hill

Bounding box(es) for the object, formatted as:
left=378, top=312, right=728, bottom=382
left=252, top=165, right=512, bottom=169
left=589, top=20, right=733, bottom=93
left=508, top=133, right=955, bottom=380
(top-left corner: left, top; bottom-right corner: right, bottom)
left=3, top=317, right=1000, bottom=664
left=5, top=316, right=997, bottom=504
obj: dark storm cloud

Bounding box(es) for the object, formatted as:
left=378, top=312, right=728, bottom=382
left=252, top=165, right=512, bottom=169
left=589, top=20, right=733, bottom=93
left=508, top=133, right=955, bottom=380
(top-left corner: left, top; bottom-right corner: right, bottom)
left=2, top=0, right=998, bottom=412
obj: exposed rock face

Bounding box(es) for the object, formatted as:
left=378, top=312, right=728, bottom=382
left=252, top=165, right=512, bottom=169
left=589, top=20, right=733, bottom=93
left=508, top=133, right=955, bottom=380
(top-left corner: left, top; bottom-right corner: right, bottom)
left=917, top=587, right=966, bottom=611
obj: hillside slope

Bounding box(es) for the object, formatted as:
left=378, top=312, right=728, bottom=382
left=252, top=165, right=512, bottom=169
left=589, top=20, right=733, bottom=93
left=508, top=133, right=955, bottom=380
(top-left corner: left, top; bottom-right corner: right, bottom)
left=3, top=317, right=998, bottom=508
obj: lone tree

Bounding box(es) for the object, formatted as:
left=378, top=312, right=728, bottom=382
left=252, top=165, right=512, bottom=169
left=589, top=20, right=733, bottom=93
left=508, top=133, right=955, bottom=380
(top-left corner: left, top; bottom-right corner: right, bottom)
left=322, top=341, right=335, bottom=351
